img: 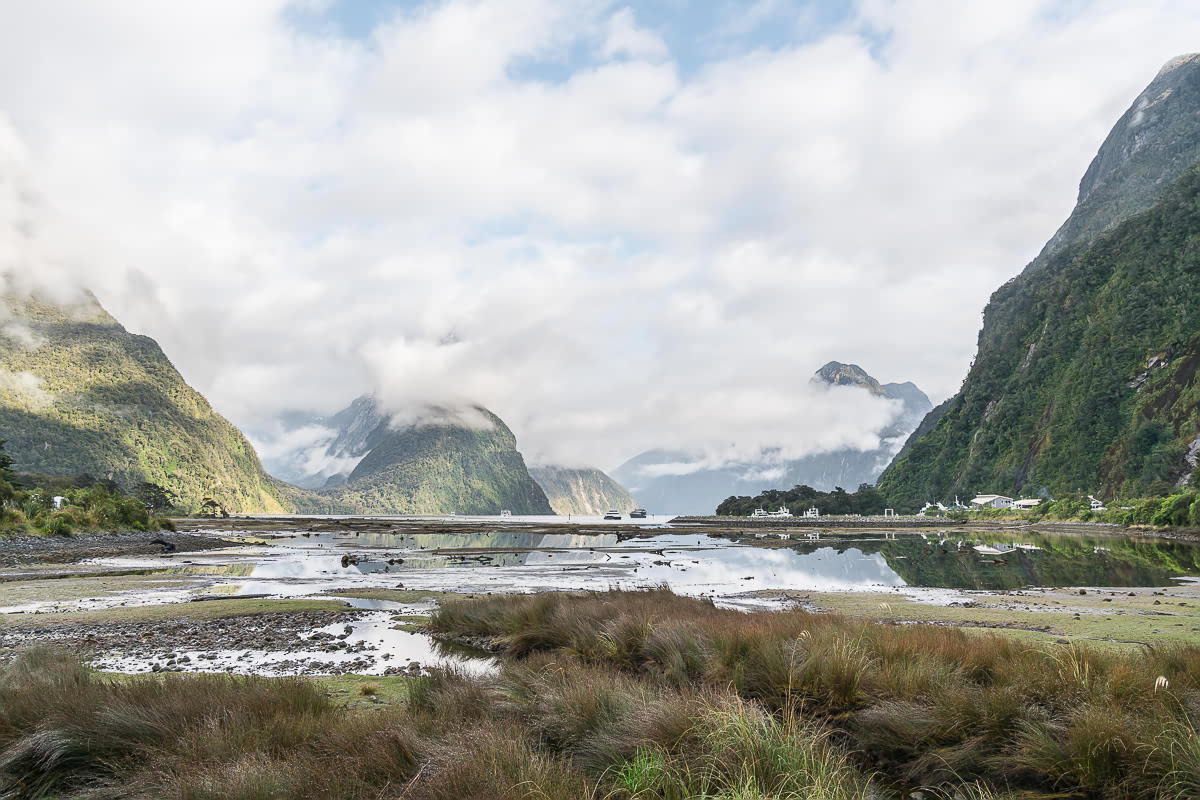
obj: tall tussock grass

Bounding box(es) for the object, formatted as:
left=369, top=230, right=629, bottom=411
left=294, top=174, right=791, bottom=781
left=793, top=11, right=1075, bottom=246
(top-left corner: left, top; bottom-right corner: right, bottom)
left=0, top=647, right=870, bottom=799
left=431, top=588, right=1200, bottom=798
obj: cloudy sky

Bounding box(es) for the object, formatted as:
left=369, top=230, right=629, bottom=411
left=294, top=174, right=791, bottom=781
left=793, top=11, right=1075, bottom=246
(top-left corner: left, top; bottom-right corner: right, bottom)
left=2, top=0, right=1200, bottom=473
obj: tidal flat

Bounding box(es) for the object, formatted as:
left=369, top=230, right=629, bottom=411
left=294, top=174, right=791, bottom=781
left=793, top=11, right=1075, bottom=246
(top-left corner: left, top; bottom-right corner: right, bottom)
left=1, top=516, right=1199, bottom=797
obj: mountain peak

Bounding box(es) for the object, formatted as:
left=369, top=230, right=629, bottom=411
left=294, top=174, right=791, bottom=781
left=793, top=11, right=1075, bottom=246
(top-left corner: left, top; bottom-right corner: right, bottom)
left=812, top=361, right=884, bottom=395
left=1156, top=53, right=1200, bottom=80
left=1031, top=53, right=1200, bottom=269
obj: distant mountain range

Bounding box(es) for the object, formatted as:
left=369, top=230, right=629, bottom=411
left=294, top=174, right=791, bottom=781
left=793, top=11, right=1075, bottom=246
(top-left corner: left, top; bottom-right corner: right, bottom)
left=261, top=395, right=639, bottom=516
left=880, top=54, right=1200, bottom=505
left=612, top=362, right=931, bottom=515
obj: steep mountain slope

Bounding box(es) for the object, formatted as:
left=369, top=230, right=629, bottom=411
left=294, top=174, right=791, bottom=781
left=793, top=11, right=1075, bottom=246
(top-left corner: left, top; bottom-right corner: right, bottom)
left=1030, top=54, right=1200, bottom=272
left=613, top=363, right=931, bottom=514
left=0, top=293, right=293, bottom=513
left=276, top=398, right=553, bottom=515
left=529, top=465, right=636, bottom=515
left=880, top=60, right=1200, bottom=506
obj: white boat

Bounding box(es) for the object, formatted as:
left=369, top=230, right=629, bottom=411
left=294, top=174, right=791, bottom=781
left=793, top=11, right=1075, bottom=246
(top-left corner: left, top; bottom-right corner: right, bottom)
left=751, top=508, right=768, bottom=517
left=500, top=509, right=512, bottom=518
left=603, top=510, right=622, bottom=520
left=768, top=506, right=793, bottom=518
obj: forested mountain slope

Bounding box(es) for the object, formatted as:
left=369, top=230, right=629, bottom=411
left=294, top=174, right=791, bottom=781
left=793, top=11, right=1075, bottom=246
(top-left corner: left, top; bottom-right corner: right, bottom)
left=528, top=465, right=636, bottom=516
left=880, top=166, right=1200, bottom=504
left=880, top=55, right=1200, bottom=507
left=289, top=404, right=553, bottom=515
left=0, top=293, right=292, bottom=513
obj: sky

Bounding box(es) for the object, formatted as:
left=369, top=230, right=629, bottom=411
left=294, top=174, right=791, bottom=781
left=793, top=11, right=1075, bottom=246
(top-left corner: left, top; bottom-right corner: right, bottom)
left=2, top=0, right=1200, bottom=474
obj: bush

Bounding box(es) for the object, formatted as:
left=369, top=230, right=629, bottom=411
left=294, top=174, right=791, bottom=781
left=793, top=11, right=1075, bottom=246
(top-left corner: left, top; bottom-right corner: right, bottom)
left=1152, top=493, right=1196, bottom=527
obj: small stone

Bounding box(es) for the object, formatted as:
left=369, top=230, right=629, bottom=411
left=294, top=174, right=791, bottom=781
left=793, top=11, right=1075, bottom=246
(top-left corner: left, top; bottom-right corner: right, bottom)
left=1078, top=589, right=1087, bottom=595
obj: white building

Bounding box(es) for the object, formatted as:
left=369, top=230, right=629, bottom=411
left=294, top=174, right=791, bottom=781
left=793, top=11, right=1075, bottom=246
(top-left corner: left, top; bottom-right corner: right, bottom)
left=1088, top=495, right=1107, bottom=512
left=1012, top=498, right=1043, bottom=510
left=971, top=494, right=1013, bottom=509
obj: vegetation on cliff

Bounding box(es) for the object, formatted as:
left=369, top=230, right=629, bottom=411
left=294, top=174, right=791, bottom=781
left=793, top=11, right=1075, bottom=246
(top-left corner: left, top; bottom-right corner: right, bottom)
left=0, top=294, right=291, bottom=514
left=881, top=165, right=1200, bottom=507
left=881, top=56, right=1200, bottom=510
left=300, top=409, right=553, bottom=515
left=528, top=465, right=636, bottom=515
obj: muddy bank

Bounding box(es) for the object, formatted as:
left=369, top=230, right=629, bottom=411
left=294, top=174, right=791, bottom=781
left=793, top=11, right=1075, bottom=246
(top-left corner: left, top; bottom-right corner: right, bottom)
left=0, top=530, right=242, bottom=568
left=0, top=606, right=364, bottom=669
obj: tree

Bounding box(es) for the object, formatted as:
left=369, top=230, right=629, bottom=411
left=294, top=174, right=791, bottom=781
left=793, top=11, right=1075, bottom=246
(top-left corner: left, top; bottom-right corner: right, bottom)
left=134, top=482, right=176, bottom=512
left=200, top=497, right=228, bottom=518
left=0, top=440, right=16, bottom=485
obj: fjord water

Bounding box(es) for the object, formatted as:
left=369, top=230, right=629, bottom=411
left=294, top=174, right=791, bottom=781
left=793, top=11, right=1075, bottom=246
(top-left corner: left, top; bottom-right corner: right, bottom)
left=75, top=519, right=1200, bottom=677
left=190, top=521, right=1200, bottom=599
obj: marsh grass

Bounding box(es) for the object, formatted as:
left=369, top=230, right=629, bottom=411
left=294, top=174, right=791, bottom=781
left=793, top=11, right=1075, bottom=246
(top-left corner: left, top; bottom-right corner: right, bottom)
left=5, top=587, right=1198, bottom=799
left=431, top=588, right=1200, bottom=797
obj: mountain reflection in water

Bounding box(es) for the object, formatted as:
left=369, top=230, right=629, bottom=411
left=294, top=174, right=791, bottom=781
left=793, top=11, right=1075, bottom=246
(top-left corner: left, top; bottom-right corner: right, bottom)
left=234, top=528, right=1200, bottom=597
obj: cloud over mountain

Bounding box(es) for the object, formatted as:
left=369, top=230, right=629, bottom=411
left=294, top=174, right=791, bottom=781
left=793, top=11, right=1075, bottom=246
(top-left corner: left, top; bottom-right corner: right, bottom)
left=3, top=2, right=1200, bottom=470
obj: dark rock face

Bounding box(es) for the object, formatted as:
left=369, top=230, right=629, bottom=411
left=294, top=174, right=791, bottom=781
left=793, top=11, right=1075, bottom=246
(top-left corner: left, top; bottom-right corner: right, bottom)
left=1033, top=53, right=1200, bottom=271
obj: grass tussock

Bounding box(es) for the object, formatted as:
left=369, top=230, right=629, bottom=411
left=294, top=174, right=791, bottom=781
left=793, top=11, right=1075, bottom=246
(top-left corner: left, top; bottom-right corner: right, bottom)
left=431, top=588, right=1200, bottom=798
left=0, top=647, right=872, bottom=800
left=5, top=588, right=1197, bottom=799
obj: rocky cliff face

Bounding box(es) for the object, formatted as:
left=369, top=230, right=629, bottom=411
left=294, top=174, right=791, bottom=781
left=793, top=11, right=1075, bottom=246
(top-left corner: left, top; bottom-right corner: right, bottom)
left=879, top=56, right=1200, bottom=506
left=528, top=465, right=636, bottom=516
left=1032, top=53, right=1200, bottom=270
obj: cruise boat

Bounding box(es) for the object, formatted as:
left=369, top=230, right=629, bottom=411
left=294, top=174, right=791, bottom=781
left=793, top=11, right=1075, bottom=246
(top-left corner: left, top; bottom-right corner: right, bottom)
left=629, top=508, right=647, bottom=519
left=768, top=506, right=793, bottom=518
left=751, top=508, right=768, bottom=517
left=603, top=510, right=622, bottom=520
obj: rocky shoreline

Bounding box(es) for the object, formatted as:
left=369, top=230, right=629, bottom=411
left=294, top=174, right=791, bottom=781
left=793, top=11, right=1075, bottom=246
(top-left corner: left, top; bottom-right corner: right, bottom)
left=0, top=607, right=365, bottom=667
left=0, top=530, right=242, bottom=568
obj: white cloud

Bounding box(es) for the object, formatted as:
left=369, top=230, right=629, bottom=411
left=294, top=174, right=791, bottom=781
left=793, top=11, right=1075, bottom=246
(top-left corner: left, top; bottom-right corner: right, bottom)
left=603, top=7, right=669, bottom=61
left=2, top=323, right=44, bottom=349
left=1, top=1, right=1199, bottom=472
left=0, top=369, right=52, bottom=410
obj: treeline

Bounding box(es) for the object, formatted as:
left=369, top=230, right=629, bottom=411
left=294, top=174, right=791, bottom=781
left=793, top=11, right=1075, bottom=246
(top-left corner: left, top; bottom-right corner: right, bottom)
left=716, top=483, right=887, bottom=517
left=0, top=441, right=174, bottom=536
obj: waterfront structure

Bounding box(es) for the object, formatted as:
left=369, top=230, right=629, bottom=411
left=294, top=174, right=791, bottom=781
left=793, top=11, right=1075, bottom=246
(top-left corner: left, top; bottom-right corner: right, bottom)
left=971, top=494, right=1014, bottom=509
